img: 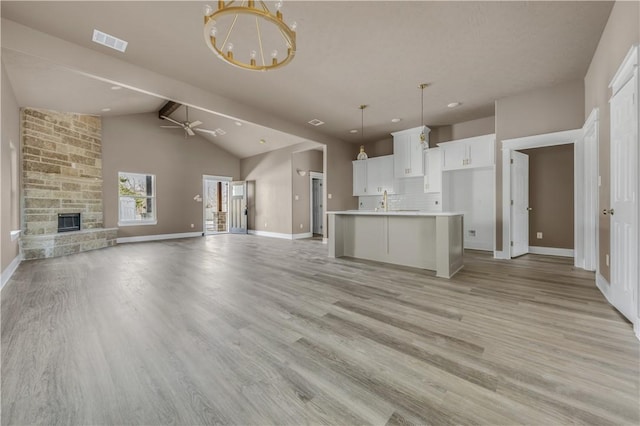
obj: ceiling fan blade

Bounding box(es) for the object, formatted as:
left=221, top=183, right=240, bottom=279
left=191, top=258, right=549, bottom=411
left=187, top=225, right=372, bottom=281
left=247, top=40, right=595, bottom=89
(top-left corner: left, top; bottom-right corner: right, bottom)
left=160, top=125, right=182, bottom=129
left=189, top=120, right=203, bottom=128
left=195, top=128, right=218, bottom=136
left=160, top=115, right=185, bottom=127
left=186, top=127, right=195, bottom=136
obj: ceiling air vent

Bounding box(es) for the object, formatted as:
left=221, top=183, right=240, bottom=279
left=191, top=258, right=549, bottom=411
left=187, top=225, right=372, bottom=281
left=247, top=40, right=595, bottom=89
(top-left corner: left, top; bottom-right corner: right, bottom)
left=308, top=119, right=325, bottom=126
left=92, top=29, right=128, bottom=53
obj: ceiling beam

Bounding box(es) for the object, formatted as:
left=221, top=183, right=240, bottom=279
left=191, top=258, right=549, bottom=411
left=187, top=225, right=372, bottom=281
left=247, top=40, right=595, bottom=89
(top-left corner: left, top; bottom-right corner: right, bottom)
left=158, top=100, right=181, bottom=119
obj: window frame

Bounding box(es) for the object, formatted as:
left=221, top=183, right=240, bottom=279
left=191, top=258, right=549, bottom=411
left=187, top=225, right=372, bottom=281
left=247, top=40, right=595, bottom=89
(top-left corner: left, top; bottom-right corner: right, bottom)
left=118, top=171, right=157, bottom=226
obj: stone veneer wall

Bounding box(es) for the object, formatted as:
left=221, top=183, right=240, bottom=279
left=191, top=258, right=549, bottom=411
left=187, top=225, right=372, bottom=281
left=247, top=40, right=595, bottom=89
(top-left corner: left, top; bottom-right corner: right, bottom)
left=22, top=108, right=103, bottom=235
left=21, top=108, right=116, bottom=260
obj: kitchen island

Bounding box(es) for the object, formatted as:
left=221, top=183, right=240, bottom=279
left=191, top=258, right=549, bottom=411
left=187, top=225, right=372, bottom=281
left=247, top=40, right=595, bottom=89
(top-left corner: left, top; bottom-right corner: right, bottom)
left=327, top=211, right=464, bottom=278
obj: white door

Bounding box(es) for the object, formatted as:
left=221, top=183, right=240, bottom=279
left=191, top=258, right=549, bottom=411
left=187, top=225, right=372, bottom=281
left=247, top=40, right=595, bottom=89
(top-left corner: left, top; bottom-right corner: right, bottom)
left=609, top=76, right=637, bottom=322
left=511, top=151, right=529, bottom=257
left=312, top=178, right=323, bottom=235
left=229, top=181, right=247, bottom=234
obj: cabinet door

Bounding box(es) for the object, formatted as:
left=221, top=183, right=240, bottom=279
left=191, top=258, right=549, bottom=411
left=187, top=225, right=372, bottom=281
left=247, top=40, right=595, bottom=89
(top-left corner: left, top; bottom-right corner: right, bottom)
left=424, top=148, right=442, bottom=193
left=467, top=138, right=495, bottom=168
left=352, top=160, right=368, bottom=196
left=393, top=134, right=410, bottom=178
left=407, top=132, right=425, bottom=177
left=441, top=141, right=467, bottom=171
left=379, top=155, right=395, bottom=194
left=367, top=156, right=395, bottom=194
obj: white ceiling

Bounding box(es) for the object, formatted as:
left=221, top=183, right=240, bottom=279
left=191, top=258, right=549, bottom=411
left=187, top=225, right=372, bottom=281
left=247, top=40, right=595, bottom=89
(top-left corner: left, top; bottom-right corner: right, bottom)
left=1, top=1, right=613, bottom=153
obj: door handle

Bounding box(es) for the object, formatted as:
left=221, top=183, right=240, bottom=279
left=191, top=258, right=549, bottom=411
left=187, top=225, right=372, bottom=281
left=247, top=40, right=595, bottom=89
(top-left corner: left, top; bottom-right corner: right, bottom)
left=602, top=208, right=615, bottom=215
left=526, top=207, right=533, bottom=211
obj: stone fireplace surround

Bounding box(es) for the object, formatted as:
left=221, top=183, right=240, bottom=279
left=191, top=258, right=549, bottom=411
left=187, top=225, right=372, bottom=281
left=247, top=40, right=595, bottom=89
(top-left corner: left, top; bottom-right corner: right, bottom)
left=20, top=108, right=116, bottom=260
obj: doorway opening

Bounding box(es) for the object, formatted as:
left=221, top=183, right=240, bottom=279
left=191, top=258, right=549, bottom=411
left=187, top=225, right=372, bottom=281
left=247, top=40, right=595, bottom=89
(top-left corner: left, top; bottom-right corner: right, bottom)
left=501, top=128, right=589, bottom=263
left=203, top=175, right=231, bottom=235
left=310, top=172, right=324, bottom=238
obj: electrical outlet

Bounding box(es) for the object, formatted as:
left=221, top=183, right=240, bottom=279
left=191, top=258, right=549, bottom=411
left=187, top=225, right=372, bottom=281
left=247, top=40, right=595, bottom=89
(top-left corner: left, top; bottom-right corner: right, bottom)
left=299, top=224, right=303, bottom=229
left=328, top=193, right=332, bottom=199
left=606, top=254, right=609, bottom=266
left=264, top=222, right=268, bottom=228
left=190, top=224, right=194, bottom=228
left=536, top=232, right=543, bottom=239
left=294, top=195, right=299, bottom=201
left=468, top=230, right=476, bottom=237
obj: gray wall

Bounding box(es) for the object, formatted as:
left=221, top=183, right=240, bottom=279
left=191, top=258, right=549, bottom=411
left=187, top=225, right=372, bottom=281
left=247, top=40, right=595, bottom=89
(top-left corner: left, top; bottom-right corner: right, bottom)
left=102, top=113, right=240, bottom=238
left=292, top=150, right=323, bottom=234
left=363, top=115, right=496, bottom=157
left=520, top=144, right=574, bottom=250
left=1, top=61, right=21, bottom=272
left=584, top=0, right=639, bottom=281
left=495, top=79, right=585, bottom=252
left=241, top=146, right=294, bottom=235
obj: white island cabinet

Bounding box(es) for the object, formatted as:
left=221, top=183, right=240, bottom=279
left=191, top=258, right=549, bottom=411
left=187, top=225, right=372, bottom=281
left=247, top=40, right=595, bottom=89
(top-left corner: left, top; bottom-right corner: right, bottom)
left=327, top=211, right=464, bottom=279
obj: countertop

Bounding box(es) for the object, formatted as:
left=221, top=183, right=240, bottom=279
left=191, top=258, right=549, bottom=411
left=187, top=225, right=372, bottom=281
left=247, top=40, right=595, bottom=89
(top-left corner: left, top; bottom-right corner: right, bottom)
left=327, top=210, right=464, bottom=217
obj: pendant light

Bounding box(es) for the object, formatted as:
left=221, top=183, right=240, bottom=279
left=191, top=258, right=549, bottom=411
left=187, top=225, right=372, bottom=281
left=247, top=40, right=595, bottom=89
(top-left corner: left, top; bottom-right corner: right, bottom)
left=357, top=104, right=368, bottom=160
left=419, top=83, right=428, bottom=145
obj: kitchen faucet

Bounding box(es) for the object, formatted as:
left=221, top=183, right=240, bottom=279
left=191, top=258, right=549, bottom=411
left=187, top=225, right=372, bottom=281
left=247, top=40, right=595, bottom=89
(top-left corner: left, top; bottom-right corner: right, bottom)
left=382, top=190, right=388, bottom=212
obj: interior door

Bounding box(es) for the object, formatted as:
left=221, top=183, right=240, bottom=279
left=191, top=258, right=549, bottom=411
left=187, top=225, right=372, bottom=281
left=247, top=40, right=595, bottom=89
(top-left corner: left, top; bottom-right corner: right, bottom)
left=229, top=181, right=247, bottom=234
left=511, top=151, right=529, bottom=257
left=609, top=76, right=637, bottom=322
left=312, top=178, right=323, bottom=234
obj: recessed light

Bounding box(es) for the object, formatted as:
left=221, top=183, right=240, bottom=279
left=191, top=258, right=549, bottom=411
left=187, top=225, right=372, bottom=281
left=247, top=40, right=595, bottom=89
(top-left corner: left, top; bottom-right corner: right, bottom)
left=349, top=129, right=358, bottom=134
left=259, top=139, right=266, bottom=144
left=92, top=29, right=128, bottom=52
left=391, top=118, right=402, bottom=123
left=308, top=119, right=325, bottom=126
left=447, top=102, right=461, bottom=108
left=111, top=85, right=122, bottom=90
left=101, top=108, right=111, bottom=112
left=235, top=121, right=242, bottom=126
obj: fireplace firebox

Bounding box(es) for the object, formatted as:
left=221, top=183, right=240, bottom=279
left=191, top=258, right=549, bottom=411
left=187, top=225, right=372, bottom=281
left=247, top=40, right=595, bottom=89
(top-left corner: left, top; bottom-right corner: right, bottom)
left=58, top=213, right=81, bottom=232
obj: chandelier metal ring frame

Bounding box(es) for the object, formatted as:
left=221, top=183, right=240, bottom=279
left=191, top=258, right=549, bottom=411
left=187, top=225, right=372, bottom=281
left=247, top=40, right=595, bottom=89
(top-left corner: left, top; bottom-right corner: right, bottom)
left=204, top=1, right=297, bottom=72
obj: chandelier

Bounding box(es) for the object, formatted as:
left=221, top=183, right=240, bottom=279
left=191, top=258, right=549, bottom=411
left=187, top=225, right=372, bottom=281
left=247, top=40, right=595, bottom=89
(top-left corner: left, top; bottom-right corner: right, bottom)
left=203, top=1, right=297, bottom=71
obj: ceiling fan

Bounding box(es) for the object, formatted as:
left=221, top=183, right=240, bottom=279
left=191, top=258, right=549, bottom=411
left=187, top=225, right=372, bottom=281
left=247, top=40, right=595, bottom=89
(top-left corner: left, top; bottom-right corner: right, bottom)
left=159, top=103, right=221, bottom=138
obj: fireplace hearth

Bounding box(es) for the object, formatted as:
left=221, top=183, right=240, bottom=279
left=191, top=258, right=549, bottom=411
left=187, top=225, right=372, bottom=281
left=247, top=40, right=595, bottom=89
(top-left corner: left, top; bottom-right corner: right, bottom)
left=58, top=213, right=81, bottom=233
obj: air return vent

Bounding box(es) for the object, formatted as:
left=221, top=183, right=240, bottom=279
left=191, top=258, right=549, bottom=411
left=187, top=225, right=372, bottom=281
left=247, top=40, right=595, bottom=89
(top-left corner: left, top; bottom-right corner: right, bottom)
left=92, top=29, right=128, bottom=52
left=308, top=119, right=325, bottom=126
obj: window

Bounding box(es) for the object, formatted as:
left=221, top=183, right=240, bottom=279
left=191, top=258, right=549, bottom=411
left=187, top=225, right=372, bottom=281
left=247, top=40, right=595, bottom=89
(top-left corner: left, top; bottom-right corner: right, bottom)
left=118, top=172, right=156, bottom=225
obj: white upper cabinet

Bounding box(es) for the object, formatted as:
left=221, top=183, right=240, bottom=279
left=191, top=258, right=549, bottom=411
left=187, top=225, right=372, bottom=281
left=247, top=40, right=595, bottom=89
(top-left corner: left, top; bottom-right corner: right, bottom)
left=352, top=155, right=395, bottom=196
left=352, top=160, right=368, bottom=196
left=423, top=148, right=442, bottom=193
left=367, top=155, right=395, bottom=195
left=439, top=134, right=495, bottom=171
left=392, top=126, right=430, bottom=178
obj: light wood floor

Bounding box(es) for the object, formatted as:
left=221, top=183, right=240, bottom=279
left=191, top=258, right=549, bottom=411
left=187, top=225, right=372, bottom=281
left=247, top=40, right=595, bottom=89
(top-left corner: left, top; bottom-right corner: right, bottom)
left=2, top=235, right=638, bottom=425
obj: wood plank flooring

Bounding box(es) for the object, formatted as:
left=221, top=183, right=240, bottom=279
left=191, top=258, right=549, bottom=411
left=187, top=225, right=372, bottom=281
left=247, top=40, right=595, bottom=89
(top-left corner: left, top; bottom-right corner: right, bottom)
left=2, top=235, right=638, bottom=425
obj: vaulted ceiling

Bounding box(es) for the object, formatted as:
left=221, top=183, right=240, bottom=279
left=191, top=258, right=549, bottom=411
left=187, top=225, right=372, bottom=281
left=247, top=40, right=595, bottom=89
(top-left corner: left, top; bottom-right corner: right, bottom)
left=1, top=1, right=613, bottom=157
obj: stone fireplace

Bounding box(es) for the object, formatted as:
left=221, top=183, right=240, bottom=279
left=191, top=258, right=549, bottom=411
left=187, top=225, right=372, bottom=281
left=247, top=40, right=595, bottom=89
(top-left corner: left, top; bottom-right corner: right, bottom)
left=20, top=108, right=117, bottom=260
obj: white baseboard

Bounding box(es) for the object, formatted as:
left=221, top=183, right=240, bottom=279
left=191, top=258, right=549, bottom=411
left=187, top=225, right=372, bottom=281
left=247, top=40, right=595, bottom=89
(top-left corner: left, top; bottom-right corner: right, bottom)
left=595, top=272, right=612, bottom=304
left=248, top=230, right=293, bottom=240
left=493, top=250, right=509, bottom=259
left=117, top=231, right=202, bottom=244
left=528, top=246, right=574, bottom=257
left=1, top=253, right=23, bottom=291
left=464, top=240, right=493, bottom=251
left=292, top=232, right=313, bottom=240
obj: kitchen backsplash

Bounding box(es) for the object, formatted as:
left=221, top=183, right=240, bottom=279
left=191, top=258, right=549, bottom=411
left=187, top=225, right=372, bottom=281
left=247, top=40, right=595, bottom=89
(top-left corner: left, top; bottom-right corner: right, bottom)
left=358, top=176, right=443, bottom=211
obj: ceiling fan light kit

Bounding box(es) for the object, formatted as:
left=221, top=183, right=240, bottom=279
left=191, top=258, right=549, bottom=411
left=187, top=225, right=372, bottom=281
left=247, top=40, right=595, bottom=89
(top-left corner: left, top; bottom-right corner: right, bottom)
left=203, top=1, right=297, bottom=72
